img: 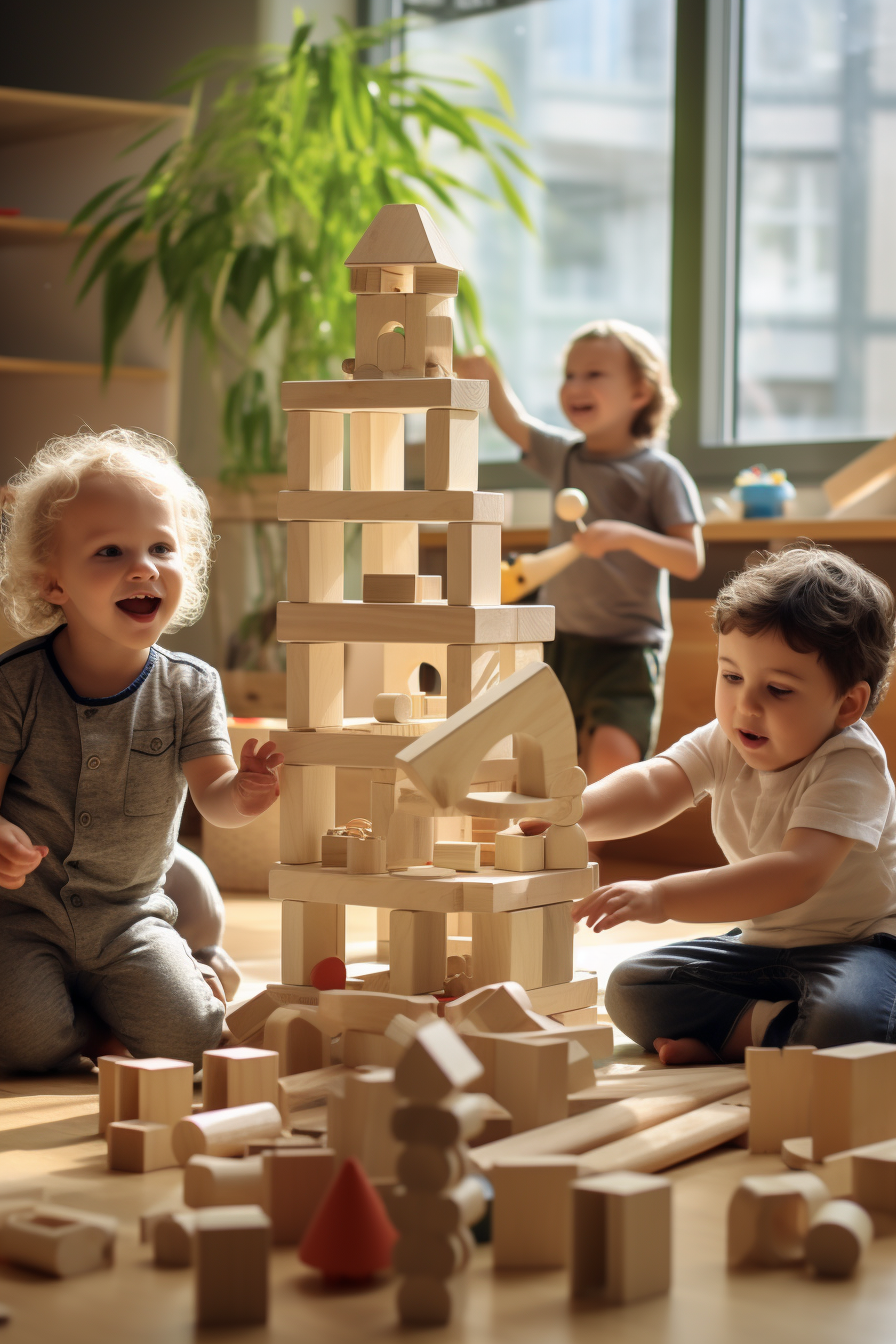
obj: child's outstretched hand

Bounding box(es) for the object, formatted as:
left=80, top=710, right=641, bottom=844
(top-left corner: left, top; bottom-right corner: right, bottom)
left=573, top=879, right=666, bottom=933
left=232, top=738, right=284, bottom=818
left=573, top=520, right=634, bottom=559
left=454, top=351, right=497, bottom=382
left=0, top=820, right=48, bottom=890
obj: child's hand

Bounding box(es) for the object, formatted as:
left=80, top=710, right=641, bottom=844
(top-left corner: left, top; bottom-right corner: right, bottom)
left=232, top=738, right=284, bottom=818
left=573, top=879, right=666, bottom=933
left=0, top=820, right=48, bottom=890
left=572, top=520, right=634, bottom=559
left=454, top=352, right=497, bottom=382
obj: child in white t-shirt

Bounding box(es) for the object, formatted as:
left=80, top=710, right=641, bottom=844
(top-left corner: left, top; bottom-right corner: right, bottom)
left=563, top=545, right=896, bottom=1062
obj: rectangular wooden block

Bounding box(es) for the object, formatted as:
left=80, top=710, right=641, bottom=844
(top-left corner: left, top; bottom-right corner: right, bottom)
left=493, top=1037, right=570, bottom=1133
left=107, top=1121, right=176, bottom=1173
left=202, top=1048, right=279, bottom=1110
left=746, top=1046, right=816, bottom=1154
left=349, top=411, right=404, bottom=489
left=286, top=643, right=343, bottom=729
left=850, top=1139, right=896, bottom=1212
left=277, top=489, right=502, bottom=524
left=281, top=899, right=346, bottom=985
left=262, top=1148, right=336, bottom=1244
left=390, top=909, right=447, bottom=995
left=337, top=1068, right=401, bottom=1179
left=194, top=1207, right=270, bottom=1327
left=541, top=902, right=575, bottom=987
left=571, top=1172, right=671, bottom=1303
left=321, top=833, right=348, bottom=867
left=280, top=764, right=336, bottom=863
left=471, top=907, right=542, bottom=990
left=446, top=523, right=501, bottom=606
left=362, top=573, right=441, bottom=603
left=100, top=1056, right=194, bottom=1137
left=424, top=408, right=479, bottom=491
left=446, top=643, right=500, bottom=718
left=316, top=989, right=438, bottom=1035
left=286, top=521, right=344, bottom=603
left=433, top=841, right=480, bottom=872
left=361, top=521, right=418, bottom=576
left=811, top=1042, right=896, bottom=1160
left=494, top=830, right=545, bottom=874
left=491, top=1157, right=580, bottom=1268
left=278, top=601, right=549, bottom=646
left=286, top=410, right=343, bottom=490
left=282, top=376, right=487, bottom=415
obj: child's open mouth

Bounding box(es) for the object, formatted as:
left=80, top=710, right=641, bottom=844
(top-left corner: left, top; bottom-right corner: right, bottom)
left=738, top=728, right=768, bottom=749
left=116, top=595, right=161, bottom=623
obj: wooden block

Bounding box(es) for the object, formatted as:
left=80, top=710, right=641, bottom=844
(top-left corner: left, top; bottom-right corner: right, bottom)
left=571, top=1172, right=671, bottom=1302
left=424, top=408, right=479, bottom=491
left=281, top=375, right=488, bottom=416
left=362, top=573, right=440, bottom=603
left=805, top=1199, right=874, bottom=1276
left=397, top=1274, right=461, bottom=1326
left=287, top=410, right=343, bottom=490
left=286, top=520, right=343, bottom=603
left=811, top=1042, right=896, bottom=1160
left=341, top=1030, right=404, bottom=1067
left=317, top=989, right=438, bottom=1035
left=226, top=991, right=282, bottom=1046
left=566, top=1041, right=595, bottom=1094
left=576, top=1095, right=751, bottom=1174
left=279, top=489, right=500, bottom=524
left=464, top=983, right=547, bottom=1034
left=281, top=764, right=336, bottom=863
left=320, top=833, right=348, bottom=867
left=446, top=643, right=500, bottom=718
left=347, top=835, right=387, bottom=873
left=392, top=1094, right=488, bottom=1149
left=98, top=1056, right=194, bottom=1137
left=263, top=1006, right=331, bottom=1075
left=153, top=1212, right=198, bottom=1267
left=374, top=692, right=412, bottom=723
left=851, top=1138, right=896, bottom=1211
left=745, top=1045, right=816, bottom=1153
left=285, top=643, right=344, bottom=729
left=471, top=908, right=542, bottom=990
left=194, top=1206, right=270, bottom=1327
left=499, top=641, right=544, bottom=681
left=491, top=1157, right=579, bottom=1268
left=389, top=1175, right=487, bottom=1237
left=361, top=521, right=418, bottom=575
left=278, top=600, right=544, bottom=646
left=349, top=410, right=404, bottom=489
left=202, top=1048, right=279, bottom=1112
left=528, top=971, right=599, bottom=1016
left=334, top=1068, right=401, bottom=1179
left=493, top=1037, right=569, bottom=1132
left=281, top=900, right=346, bottom=985
left=98, top=1055, right=132, bottom=1136
left=395, top=1019, right=484, bottom=1102
left=390, top=909, right=447, bottom=995
left=780, top=1135, right=855, bottom=1196
left=542, top=902, right=575, bottom=986
left=107, top=1121, right=176, bottom=1173
left=414, top=265, right=459, bottom=296
left=425, top=308, right=453, bottom=376
left=377, top=329, right=406, bottom=373
left=172, top=1103, right=283, bottom=1165
left=727, top=1172, right=830, bottom=1267
left=393, top=1228, right=473, bottom=1276
left=423, top=694, right=446, bottom=716
left=184, top=1155, right=265, bottom=1208
left=544, top=824, right=588, bottom=870
left=396, top=1143, right=469, bottom=1192
left=262, top=1148, right=336, bottom=1244
left=494, top=830, right=545, bottom=873
left=0, top=1204, right=117, bottom=1278
left=446, top=523, right=501, bottom=606
left=434, top=842, right=480, bottom=872
left=824, top=432, right=896, bottom=515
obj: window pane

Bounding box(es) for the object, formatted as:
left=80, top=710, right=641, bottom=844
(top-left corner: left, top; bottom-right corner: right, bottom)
left=736, top=0, right=896, bottom=444
left=405, top=0, right=676, bottom=461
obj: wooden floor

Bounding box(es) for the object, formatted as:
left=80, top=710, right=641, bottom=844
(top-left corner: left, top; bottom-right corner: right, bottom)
left=1, top=885, right=894, bottom=1342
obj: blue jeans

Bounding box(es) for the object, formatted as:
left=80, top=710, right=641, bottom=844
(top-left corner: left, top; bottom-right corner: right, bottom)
left=604, top=931, right=896, bottom=1057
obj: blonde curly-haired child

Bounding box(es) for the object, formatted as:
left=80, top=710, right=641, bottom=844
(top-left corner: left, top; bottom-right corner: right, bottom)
left=0, top=428, right=282, bottom=1071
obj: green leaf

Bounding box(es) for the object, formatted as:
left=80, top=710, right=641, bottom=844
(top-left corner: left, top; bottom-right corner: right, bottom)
left=77, top=216, right=144, bottom=301
left=499, top=144, right=543, bottom=186
left=460, top=106, right=527, bottom=147
left=69, top=177, right=134, bottom=230
left=465, top=57, right=515, bottom=118
left=101, top=258, right=151, bottom=374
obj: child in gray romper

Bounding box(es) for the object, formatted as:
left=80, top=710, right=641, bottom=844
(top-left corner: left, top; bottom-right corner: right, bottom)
left=0, top=428, right=283, bottom=1071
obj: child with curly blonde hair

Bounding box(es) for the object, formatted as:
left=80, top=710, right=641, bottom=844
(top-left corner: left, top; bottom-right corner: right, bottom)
left=0, top=428, right=282, bottom=1071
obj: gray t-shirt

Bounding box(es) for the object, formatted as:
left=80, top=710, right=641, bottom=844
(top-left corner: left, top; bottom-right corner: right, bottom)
left=526, top=423, right=705, bottom=648
left=0, top=632, right=231, bottom=932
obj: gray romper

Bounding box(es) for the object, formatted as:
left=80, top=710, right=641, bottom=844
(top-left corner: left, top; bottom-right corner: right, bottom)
left=0, top=632, right=231, bottom=1071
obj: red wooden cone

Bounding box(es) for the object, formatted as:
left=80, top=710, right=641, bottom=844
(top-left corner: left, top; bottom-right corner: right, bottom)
left=299, top=1158, right=397, bottom=1280
left=311, top=957, right=347, bottom=991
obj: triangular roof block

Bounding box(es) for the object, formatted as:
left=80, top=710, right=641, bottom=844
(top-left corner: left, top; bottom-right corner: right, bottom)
left=345, top=204, right=463, bottom=271
left=394, top=1018, right=483, bottom=1102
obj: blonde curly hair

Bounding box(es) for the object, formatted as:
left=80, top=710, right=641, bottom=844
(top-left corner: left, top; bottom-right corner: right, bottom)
left=0, top=427, right=213, bottom=639
left=563, top=319, right=680, bottom=442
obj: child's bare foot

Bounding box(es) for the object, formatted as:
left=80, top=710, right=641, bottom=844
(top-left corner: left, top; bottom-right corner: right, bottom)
left=653, top=1036, right=717, bottom=1065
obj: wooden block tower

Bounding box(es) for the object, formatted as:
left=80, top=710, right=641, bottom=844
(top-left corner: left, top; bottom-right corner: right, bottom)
left=272, top=204, right=597, bottom=1007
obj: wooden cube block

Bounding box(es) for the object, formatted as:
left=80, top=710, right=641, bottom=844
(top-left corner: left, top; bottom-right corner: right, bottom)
left=491, top=1157, right=579, bottom=1268
left=202, top=1048, right=280, bottom=1111
left=184, top=1155, right=265, bottom=1208
left=433, top=841, right=480, bottom=872
left=471, top=908, right=542, bottom=990
left=347, top=835, right=387, bottom=874
left=492, top=1037, right=569, bottom=1132
left=446, top=643, right=500, bottom=717
left=544, top=823, right=589, bottom=870
left=424, top=408, right=479, bottom=491
left=390, top=910, right=447, bottom=995
left=446, top=523, right=501, bottom=606
left=811, top=1042, right=896, bottom=1160
left=98, top=1056, right=194, bottom=1137
left=349, top=410, right=404, bottom=488
left=361, top=521, right=418, bottom=576
left=153, top=1212, right=198, bottom=1267
left=263, top=1006, right=331, bottom=1075
left=571, top=1172, right=671, bottom=1303
left=225, top=990, right=282, bottom=1046
left=286, top=644, right=343, bottom=729
left=280, top=764, right=336, bottom=861
left=286, top=410, right=343, bottom=490
left=746, top=1045, right=816, bottom=1154
left=262, top=1148, right=336, bottom=1244
left=281, top=900, right=346, bottom=986
left=194, top=1206, right=270, bottom=1327
left=850, top=1137, right=896, bottom=1213
left=423, top=695, right=446, bottom=716
left=494, top=829, right=545, bottom=873
left=107, top=1120, right=176, bottom=1173
left=320, top=833, right=348, bottom=867
left=727, top=1172, right=829, bottom=1267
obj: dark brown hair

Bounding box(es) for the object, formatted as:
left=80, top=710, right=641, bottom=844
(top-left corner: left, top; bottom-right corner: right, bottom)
left=712, top=544, right=896, bottom=715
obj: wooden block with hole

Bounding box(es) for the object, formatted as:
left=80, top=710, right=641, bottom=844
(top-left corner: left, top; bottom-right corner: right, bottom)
left=446, top=523, right=501, bottom=606
left=202, top=1048, right=279, bottom=1111
left=571, top=1172, right=671, bottom=1303
left=107, top=1121, right=177, bottom=1173
left=491, top=1157, right=580, bottom=1268
left=184, top=1155, right=265, bottom=1208
left=424, top=408, right=479, bottom=491
left=0, top=1205, right=118, bottom=1278
left=349, top=409, right=404, bottom=487
left=494, top=829, right=545, bottom=873
left=390, top=909, right=447, bottom=995
left=493, top=1036, right=570, bottom=1133
left=286, top=643, right=343, bottom=728
left=280, top=764, right=336, bottom=862
left=362, top=573, right=441, bottom=603
left=263, top=1006, right=331, bottom=1075
left=286, top=520, right=343, bottom=602
left=811, top=1042, right=896, bottom=1160
left=262, top=1148, right=336, bottom=1244
left=194, top=1206, right=271, bottom=1327
left=727, top=1172, right=829, bottom=1267
left=446, top=643, right=500, bottom=717
left=745, top=1045, right=816, bottom=1153
left=286, top=410, right=343, bottom=490
left=281, top=900, right=346, bottom=985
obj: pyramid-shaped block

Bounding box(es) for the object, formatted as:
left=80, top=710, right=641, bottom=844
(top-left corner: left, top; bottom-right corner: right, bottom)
left=345, top=203, right=462, bottom=270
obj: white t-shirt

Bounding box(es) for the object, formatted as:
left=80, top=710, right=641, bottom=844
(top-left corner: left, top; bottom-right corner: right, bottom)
left=660, top=719, right=896, bottom=947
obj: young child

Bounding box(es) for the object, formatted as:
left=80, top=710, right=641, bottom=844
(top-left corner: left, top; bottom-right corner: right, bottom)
left=0, top=428, right=283, bottom=1071
left=457, top=321, right=704, bottom=784
left=568, top=546, right=896, bottom=1061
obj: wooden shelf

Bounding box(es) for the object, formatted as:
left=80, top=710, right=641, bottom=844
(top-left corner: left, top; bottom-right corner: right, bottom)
left=703, top=517, right=896, bottom=542
left=0, top=355, right=167, bottom=380
left=0, top=85, right=188, bottom=145
left=0, top=215, right=95, bottom=245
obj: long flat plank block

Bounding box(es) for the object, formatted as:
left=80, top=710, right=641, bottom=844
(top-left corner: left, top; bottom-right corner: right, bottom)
left=278, top=490, right=502, bottom=524
left=528, top=971, right=599, bottom=1015
left=281, top=376, right=488, bottom=414
left=576, top=1096, right=751, bottom=1175
left=270, top=863, right=464, bottom=913
left=278, top=729, right=518, bottom=776
left=461, top=865, right=597, bottom=913
left=278, top=602, right=547, bottom=645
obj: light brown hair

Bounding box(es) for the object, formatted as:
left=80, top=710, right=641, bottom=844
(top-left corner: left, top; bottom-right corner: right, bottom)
left=564, top=318, right=680, bottom=442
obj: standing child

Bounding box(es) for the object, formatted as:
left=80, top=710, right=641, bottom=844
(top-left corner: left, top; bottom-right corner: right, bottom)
left=569, top=547, right=896, bottom=1060
left=0, top=428, right=283, bottom=1071
left=457, top=320, right=704, bottom=783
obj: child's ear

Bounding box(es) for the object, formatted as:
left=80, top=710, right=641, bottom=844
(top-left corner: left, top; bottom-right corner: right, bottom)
left=837, top=681, right=871, bottom=727
left=631, top=377, right=652, bottom=411
left=40, top=572, right=67, bottom=608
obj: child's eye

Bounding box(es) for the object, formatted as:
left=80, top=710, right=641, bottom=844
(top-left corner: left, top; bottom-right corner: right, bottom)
left=769, top=685, right=792, bottom=697
left=722, top=672, right=742, bottom=684
left=96, top=546, right=122, bottom=558
left=151, top=544, right=174, bottom=556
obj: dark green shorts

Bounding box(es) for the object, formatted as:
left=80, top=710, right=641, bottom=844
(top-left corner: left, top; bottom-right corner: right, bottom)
left=543, top=633, right=665, bottom=760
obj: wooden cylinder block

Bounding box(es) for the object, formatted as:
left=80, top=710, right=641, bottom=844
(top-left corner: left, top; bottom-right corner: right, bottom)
left=172, top=1103, right=282, bottom=1165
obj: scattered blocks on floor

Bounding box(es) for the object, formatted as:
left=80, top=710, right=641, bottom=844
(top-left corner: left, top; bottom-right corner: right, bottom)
left=107, top=1120, right=176, bottom=1173
left=571, top=1172, right=671, bottom=1303
left=202, top=1048, right=279, bottom=1111
left=727, top=1173, right=829, bottom=1267
left=491, top=1157, right=580, bottom=1269
left=811, top=1042, right=896, bottom=1160
left=194, top=1206, right=271, bottom=1327
left=0, top=1204, right=117, bottom=1278
left=184, top=1155, right=265, bottom=1208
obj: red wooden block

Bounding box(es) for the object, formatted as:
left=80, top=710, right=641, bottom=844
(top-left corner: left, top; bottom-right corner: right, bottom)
left=298, top=1158, right=397, bottom=1280
left=311, top=958, right=347, bottom=991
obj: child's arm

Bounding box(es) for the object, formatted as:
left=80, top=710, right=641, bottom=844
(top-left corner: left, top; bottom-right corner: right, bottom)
left=182, top=738, right=284, bottom=829
left=574, top=756, right=697, bottom=840
left=0, top=764, right=48, bottom=889
left=573, top=520, right=704, bottom=581
left=453, top=353, right=533, bottom=453
left=575, top=827, right=854, bottom=933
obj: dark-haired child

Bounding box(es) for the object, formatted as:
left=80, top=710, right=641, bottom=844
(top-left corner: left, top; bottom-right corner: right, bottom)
left=567, top=546, right=896, bottom=1061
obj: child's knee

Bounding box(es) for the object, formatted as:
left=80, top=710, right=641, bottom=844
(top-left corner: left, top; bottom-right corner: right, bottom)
left=130, top=993, right=224, bottom=1070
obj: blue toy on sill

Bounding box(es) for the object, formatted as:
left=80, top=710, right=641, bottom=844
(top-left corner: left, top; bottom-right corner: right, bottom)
left=732, top=465, right=796, bottom=519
